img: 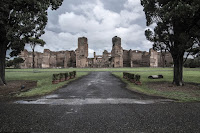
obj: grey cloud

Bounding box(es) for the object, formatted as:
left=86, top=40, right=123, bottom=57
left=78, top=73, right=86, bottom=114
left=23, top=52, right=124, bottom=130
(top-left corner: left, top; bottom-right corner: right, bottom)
left=101, top=0, right=126, bottom=13
left=34, top=0, right=153, bottom=56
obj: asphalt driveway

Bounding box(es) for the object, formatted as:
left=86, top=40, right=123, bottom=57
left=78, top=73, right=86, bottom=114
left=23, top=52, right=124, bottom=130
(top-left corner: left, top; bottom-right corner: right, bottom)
left=0, top=72, right=199, bottom=132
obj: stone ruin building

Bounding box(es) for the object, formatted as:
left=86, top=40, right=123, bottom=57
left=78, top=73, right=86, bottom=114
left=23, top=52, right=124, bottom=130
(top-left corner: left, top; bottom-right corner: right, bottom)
left=19, top=49, right=76, bottom=68
left=19, top=36, right=173, bottom=68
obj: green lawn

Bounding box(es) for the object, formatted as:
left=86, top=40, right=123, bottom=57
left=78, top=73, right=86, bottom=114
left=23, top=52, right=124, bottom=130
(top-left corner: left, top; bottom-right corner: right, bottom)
left=5, top=71, right=88, bottom=97
left=5, top=67, right=199, bottom=72
left=112, top=69, right=200, bottom=102
left=6, top=67, right=174, bottom=72
left=5, top=67, right=200, bottom=101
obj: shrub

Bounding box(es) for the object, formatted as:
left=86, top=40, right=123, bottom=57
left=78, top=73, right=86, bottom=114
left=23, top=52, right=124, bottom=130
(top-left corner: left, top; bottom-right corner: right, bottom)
left=123, top=72, right=126, bottom=77
left=62, top=73, right=66, bottom=78
left=59, top=73, right=65, bottom=80
left=52, top=74, right=57, bottom=81
left=52, top=74, right=60, bottom=81
left=127, top=73, right=131, bottom=80
left=69, top=72, right=73, bottom=78
left=64, top=73, right=69, bottom=78
left=73, top=71, right=76, bottom=76
left=184, top=58, right=200, bottom=68
left=125, top=73, right=129, bottom=78
left=130, top=74, right=135, bottom=80
left=135, top=75, right=141, bottom=82
left=52, top=74, right=60, bottom=84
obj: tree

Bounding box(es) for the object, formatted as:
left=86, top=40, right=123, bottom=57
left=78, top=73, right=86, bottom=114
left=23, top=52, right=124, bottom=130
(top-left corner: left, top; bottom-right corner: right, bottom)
left=28, top=37, right=45, bottom=68
left=6, top=57, right=24, bottom=68
left=0, top=0, right=63, bottom=85
left=184, top=57, right=200, bottom=68
left=6, top=60, right=13, bottom=68
left=141, top=0, right=200, bottom=86
left=13, top=58, right=24, bottom=68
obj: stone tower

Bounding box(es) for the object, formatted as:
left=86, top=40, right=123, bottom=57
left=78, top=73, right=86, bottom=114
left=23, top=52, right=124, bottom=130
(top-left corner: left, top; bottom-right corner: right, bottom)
left=76, top=37, right=88, bottom=68
left=111, top=36, right=123, bottom=67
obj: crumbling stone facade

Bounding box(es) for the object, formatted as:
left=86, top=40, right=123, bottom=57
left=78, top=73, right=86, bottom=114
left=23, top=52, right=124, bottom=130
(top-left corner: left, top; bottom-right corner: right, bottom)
left=20, top=49, right=76, bottom=68
left=90, top=50, right=112, bottom=68
left=20, top=36, right=173, bottom=68
left=19, top=49, right=43, bottom=68
left=129, top=50, right=150, bottom=67
left=149, top=48, right=173, bottom=67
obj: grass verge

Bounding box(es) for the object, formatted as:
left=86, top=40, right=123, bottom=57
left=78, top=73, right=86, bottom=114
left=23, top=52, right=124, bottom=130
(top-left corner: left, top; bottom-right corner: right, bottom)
left=112, top=70, right=200, bottom=102
left=5, top=67, right=200, bottom=72
left=5, top=72, right=89, bottom=97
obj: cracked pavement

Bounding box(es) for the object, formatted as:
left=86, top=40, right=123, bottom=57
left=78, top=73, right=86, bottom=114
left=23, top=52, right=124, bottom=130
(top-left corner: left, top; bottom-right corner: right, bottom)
left=0, top=72, right=200, bottom=132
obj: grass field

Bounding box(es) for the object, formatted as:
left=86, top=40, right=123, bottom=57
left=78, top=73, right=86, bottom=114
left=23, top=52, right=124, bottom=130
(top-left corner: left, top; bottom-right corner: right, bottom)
left=5, top=67, right=200, bottom=72
left=5, top=67, right=200, bottom=101
left=5, top=71, right=88, bottom=97
left=112, top=68, right=200, bottom=102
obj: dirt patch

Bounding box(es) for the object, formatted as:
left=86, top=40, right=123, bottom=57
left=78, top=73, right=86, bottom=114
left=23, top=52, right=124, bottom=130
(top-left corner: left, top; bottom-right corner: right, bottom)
left=148, top=81, right=200, bottom=97
left=0, top=80, right=37, bottom=97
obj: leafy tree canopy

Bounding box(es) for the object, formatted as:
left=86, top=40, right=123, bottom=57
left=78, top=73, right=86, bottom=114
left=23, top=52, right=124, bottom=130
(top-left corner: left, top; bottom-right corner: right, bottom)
left=141, top=0, right=200, bottom=86
left=28, top=37, right=46, bottom=49
left=6, top=57, right=24, bottom=68
left=0, top=0, right=63, bottom=85
left=0, top=0, right=63, bottom=56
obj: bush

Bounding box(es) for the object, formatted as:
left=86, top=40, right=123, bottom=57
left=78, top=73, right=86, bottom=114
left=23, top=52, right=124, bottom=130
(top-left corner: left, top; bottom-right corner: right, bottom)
left=64, top=73, right=69, bottom=79
left=52, top=74, right=56, bottom=81
left=123, top=72, right=141, bottom=85
left=73, top=71, right=76, bottom=76
left=184, top=58, right=200, bottom=68
left=52, top=74, right=59, bottom=81
left=69, top=72, right=73, bottom=78
left=59, top=73, right=65, bottom=80
left=135, top=75, right=141, bottom=82
left=123, top=72, right=135, bottom=80
left=127, top=73, right=130, bottom=78
left=130, top=74, right=135, bottom=80
left=123, top=72, right=126, bottom=77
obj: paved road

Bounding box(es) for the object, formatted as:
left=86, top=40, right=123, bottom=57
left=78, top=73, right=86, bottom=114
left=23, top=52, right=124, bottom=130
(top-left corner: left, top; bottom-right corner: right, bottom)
left=45, top=72, right=168, bottom=100
left=0, top=72, right=200, bottom=132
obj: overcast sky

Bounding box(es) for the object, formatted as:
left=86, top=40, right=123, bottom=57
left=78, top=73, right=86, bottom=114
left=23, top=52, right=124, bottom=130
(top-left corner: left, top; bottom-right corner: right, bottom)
left=25, top=0, right=153, bottom=57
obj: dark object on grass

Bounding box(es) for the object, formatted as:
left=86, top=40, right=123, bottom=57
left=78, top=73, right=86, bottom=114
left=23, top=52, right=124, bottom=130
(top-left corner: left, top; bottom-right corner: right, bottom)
left=148, top=75, right=163, bottom=79
left=21, top=85, right=25, bottom=90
